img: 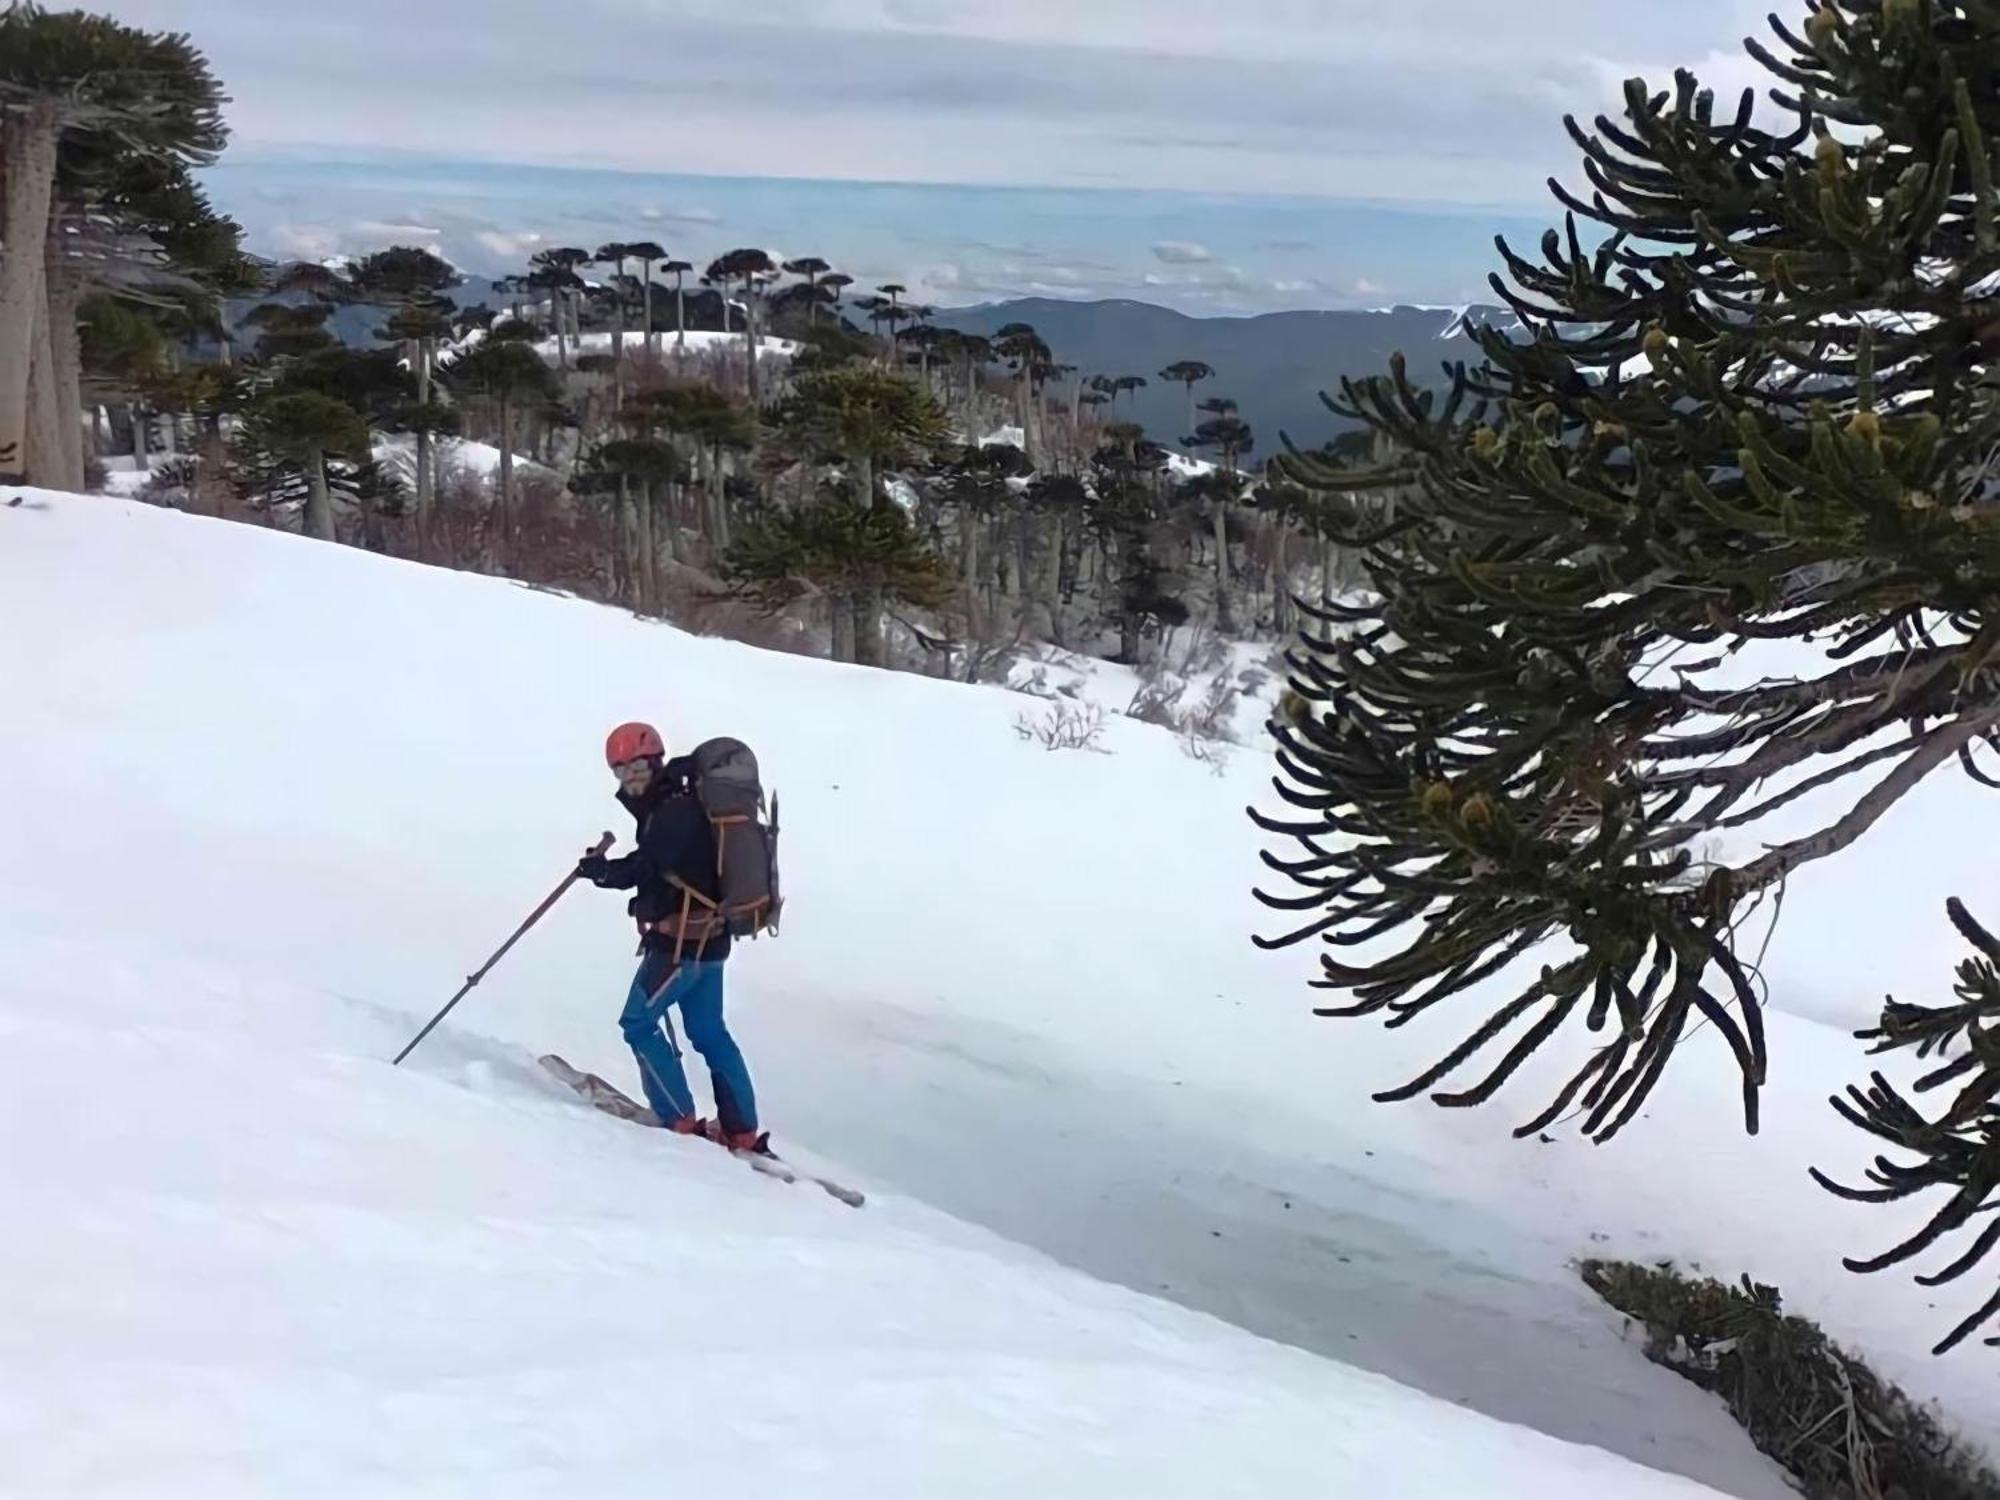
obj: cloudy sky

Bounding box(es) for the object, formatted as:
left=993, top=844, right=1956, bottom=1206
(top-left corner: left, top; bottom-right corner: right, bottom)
left=112, top=0, right=1775, bottom=312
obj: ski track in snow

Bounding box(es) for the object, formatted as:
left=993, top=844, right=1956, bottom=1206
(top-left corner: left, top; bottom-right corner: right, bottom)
left=4, top=488, right=1997, bottom=1497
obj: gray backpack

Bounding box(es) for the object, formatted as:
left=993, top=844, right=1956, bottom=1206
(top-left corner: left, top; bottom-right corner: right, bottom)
left=684, top=737, right=783, bottom=940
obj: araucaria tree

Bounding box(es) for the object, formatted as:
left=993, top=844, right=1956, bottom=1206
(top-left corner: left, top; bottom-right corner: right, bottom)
left=444, top=335, right=558, bottom=569
left=1, top=2, right=230, bottom=486
left=350, top=246, right=458, bottom=557
left=1161, top=359, right=1215, bottom=441
left=768, top=363, right=950, bottom=665
left=1257, top=3, right=2000, bottom=1157
left=704, top=248, right=777, bottom=406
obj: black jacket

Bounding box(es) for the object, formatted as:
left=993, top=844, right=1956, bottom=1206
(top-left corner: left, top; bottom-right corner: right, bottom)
left=597, top=757, right=731, bottom=961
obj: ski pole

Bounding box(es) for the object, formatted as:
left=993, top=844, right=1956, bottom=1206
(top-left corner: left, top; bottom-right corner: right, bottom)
left=392, top=831, right=615, bottom=1065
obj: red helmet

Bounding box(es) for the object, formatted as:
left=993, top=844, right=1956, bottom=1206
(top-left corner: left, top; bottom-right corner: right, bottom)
left=604, top=721, right=665, bottom=767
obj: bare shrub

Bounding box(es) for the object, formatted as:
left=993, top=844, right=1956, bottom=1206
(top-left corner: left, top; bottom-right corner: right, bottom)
left=1126, top=675, right=1182, bottom=730
left=1015, top=699, right=1108, bottom=753
left=1181, top=674, right=1240, bottom=743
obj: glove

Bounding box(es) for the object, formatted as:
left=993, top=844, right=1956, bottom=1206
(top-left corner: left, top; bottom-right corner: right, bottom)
left=575, top=853, right=612, bottom=885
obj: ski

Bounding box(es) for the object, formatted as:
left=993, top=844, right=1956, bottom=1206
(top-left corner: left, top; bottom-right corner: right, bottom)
left=539, top=1053, right=662, bottom=1126
left=538, top=1054, right=864, bottom=1208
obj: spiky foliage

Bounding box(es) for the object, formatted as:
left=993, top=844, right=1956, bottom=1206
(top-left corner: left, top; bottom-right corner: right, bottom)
left=236, top=389, right=372, bottom=541
left=243, top=301, right=338, bottom=363
left=726, top=495, right=955, bottom=615
left=1812, top=898, right=2000, bottom=1354
left=1257, top=2, right=2000, bottom=1144
left=774, top=364, right=949, bottom=500
left=1191, top=405, right=1253, bottom=472
left=0, top=4, right=227, bottom=149
left=349, top=246, right=455, bottom=306
left=782, top=256, right=834, bottom=327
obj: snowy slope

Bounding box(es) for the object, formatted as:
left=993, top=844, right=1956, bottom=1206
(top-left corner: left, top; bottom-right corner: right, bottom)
left=0, top=927, right=1730, bottom=1498
left=3, top=488, right=1995, bottom=1494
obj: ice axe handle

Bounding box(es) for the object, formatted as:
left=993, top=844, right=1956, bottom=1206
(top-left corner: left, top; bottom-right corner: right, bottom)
left=392, top=831, right=615, bottom=1065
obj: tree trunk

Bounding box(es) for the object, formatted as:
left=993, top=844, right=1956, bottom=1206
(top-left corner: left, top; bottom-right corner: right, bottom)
left=414, top=341, right=434, bottom=561
left=90, top=403, right=105, bottom=459
left=612, top=268, right=627, bottom=411
left=658, top=480, right=680, bottom=564
left=961, top=515, right=983, bottom=642
left=711, top=474, right=732, bottom=554
left=675, top=280, right=687, bottom=351
left=853, top=451, right=875, bottom=509
left=0, top=102, right=60, bottom=485
left=829, top=596, right=855, bottom=662
left=304, top=446, right=336, bottom=541
left=1212, top=500, right=1235, bottom=634
left=628, top=478, right=651, bottom=611
left=127, top=403, right=148, bottom=472
left=496, top=396, right=515, bottom=570
left=44, top=241, right=86, bottom=493
left=1117, top=537, right=1142, bottom=663
left=742, top=281, right=760, bottom=408
left=356, top=474, right=383, bottom=552
left=641, top=260, right=656, bottom=359
left=1039, top=513, right=1065, bottom=645
left=654, top=486, right=678, bottom=590
left=852, top=592, right=884, bottom=668
left=25, top=285, right=66, bottom=489
left=1185, top=384, right=1197, bottom=444
left=552, top=293, right=569, bottom=370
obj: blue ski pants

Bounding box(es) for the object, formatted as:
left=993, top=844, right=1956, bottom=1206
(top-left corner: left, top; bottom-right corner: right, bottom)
left=619, top=953, right=757, bottom=1136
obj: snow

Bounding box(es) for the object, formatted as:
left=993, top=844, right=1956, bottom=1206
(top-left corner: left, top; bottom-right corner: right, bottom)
left=3, top=487, right=1996, bottom=1496
left=536, top=329, right=800, bottom=363
left=2, top=925, right=1734, bottom=1499
left=1009, top=637, right=1281, bottom=751
left=374, top=433, right=551, bottom=482
left=1163, top=447, right=1221, bottom=480
left=97, top=456, right=153, bottom=497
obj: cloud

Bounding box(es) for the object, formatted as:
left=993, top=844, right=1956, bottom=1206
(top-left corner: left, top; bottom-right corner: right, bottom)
left=1151, top=240, right=1215, bottom=265
left=640, top=206, right=724, bottom=226
left=111, top=0, right=1755, bottom=206
left=1350, top=277, right=1388, bottom=296
left=269, top=223, right=340, bottom=260
left=475, top=229, right=545, bottom=260
left=352, top=220, right=442, bottom=240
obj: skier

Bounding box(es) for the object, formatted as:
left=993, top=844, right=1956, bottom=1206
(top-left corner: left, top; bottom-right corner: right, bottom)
left=576, top=721, right=763, bottom=1152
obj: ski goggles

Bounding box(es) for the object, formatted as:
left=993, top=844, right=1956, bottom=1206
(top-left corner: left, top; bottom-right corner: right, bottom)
left=611, top=758, right=656, bottom=791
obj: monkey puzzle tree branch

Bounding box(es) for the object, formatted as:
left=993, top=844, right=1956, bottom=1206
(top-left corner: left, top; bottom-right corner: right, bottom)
left=1256, top=2, right=2000, bottom=1151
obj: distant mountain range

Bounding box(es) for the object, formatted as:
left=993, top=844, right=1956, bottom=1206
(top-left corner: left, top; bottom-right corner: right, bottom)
left=934, top=299, right=1519, bottom=457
